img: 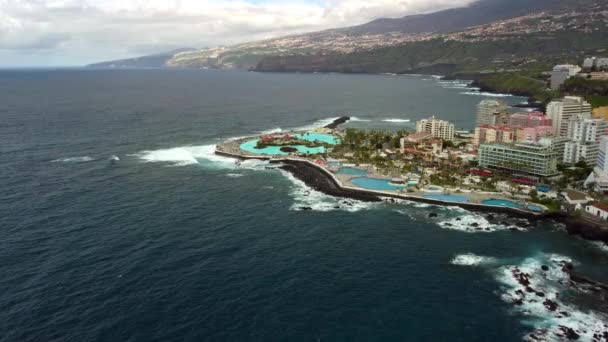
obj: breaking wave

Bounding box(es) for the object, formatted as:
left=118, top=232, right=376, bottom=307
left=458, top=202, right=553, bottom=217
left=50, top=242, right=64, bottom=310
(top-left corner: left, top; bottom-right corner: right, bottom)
left=496, top=253, right=608, bottom=341
left=52, top=156, right=95, bottom=163
left=382, top=118, right=411, bottom=123
left=135, top=144, right=269, bottom=171
left=437, top=211, right=527, bottom=233
left=460, top=91, right=513, bottom=97
left=350, top=117, right=372, bottom=122
left=280, top=170, right=380, bottom=212
left=451, top=253, right=497, bottom=266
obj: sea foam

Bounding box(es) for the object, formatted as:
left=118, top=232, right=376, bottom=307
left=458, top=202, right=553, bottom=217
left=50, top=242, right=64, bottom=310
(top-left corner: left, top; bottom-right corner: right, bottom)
left=451, top=253, right=497, bottom=266
left=496, top=253, right=608, bottom=342
left=382, top=118, right=411, bottom=123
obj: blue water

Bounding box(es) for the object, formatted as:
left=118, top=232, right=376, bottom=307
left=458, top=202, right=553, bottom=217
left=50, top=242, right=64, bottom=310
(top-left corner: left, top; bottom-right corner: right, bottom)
left=240, top=139, right=327, bottom=155
left=482, top=199, right=545, bottom=212
left=351, top=177, right=407, bottom=191
left=1, top=69, right=607, bottom=342
left=337, top=167, right=368, bottom=176
left=423, top=194, right=470, bottom=203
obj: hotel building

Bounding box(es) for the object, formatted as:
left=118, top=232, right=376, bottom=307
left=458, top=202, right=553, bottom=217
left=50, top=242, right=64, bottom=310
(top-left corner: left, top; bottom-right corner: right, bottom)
left=546, top=96, right=592, bottom=137
left=416, top=116, right=455, bottom=141
left=479, top=143, right=558, bottom=177
left=476, top=99, right=509, bottom=126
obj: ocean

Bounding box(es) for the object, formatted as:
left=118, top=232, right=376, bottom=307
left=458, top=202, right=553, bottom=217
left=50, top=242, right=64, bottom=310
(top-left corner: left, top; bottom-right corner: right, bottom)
left=1, top=69, right=607, bottom=342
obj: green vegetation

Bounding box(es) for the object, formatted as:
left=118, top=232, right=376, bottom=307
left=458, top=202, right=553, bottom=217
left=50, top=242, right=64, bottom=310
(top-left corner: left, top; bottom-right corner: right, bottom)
left=459, top=72, right=554, bottom=104
left=561, top=77, right=608, bottom=108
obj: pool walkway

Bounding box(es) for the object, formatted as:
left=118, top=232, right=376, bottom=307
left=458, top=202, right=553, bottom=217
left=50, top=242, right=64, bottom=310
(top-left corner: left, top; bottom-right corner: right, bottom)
left=215, top=136, right=548, bottom=216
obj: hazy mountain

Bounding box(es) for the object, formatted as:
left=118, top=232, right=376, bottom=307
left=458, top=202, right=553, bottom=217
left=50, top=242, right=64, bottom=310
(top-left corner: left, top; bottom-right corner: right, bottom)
left=87, top=0, right=607, bottom=71
left=88, top=48, right=196, bottom=69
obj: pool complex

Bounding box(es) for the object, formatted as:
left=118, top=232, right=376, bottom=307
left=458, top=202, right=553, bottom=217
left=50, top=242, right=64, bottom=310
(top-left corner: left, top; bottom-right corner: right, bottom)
left=337, top=167, right=368, bottom=176
left=239, top=132, right=339, bottom=156
left=294, top=133, right=340, bottom=145
left=481, top=199, right=545, bottom=212
left=422, top=194, right=470, bottom=203
left=351, top=177, right=407, bottom=191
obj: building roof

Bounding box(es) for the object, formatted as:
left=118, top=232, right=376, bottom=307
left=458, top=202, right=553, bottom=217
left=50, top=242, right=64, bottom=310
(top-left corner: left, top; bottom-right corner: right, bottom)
left=563, top=189, right=589, bottom=202
left=590, top=202, right=608, bottom=212
left=405, top=132, right=433, bottom=142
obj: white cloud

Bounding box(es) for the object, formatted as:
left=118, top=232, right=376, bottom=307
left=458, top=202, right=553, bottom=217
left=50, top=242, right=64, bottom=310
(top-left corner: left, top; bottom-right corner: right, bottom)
left=0, top=0, right=475, bottom=66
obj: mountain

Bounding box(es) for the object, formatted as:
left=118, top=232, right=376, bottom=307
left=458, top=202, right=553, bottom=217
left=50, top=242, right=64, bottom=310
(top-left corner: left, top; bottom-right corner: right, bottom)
left=254, top=3, right=608, bottom=75
left=87, top=0, right=608, bottom=71
left=340, top=0, right=579, bottom=36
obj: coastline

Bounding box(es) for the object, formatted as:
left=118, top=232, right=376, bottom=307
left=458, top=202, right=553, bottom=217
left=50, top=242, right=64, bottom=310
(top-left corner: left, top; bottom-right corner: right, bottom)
left=216, top=119, right=608, bottom=245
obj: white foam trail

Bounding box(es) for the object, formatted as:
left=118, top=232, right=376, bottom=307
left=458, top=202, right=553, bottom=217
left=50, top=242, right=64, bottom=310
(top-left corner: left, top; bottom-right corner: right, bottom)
left=227, top=173, right=245, bottom=178
left=496, top=253, right=608, bottom=341
left=52, top=156, right=95, bottom=163
left=460, top=91, right=513, bottom=97
left=349, top=117, right=372, bottom=122
left=451, top=253, right=497, bottom=266
left=280, top=170, right=380, bottom=212
left=382, top=118, right=411, bottom=123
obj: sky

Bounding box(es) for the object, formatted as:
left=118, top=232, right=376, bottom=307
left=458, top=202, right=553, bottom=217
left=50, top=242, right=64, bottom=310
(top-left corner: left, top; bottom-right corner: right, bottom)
left=0, top=0, right=475, bottom=67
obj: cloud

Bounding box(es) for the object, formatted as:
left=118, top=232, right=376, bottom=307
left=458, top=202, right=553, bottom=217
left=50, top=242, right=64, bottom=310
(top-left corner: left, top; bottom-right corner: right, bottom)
left=0, top=0, right=476, bottom=66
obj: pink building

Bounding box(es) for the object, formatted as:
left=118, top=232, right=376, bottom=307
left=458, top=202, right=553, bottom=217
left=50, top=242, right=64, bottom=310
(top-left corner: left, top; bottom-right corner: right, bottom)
left=509, top=112, right=552, bottom=128
left=516, top=126, right=554, bottom=142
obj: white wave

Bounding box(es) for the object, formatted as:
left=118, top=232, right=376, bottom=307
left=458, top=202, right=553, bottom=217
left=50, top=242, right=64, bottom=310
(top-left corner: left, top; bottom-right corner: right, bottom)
left=438, top=212, right=526, bottom=233
left=460, top=91, right=513, bottom=97
left=382, top=118, right=411, bottom=123
left=227, top=173, right=244, bottom=178
left=496, top=253, right=608, bottom=342
left=590, top=241, right=608, bottom=254
left=431, top=75, right=443, bottom=79
left=258, top=127, right=283, bottom=135
left=280, top=170, right=380, bottom=212
left=349, top=117, right=372, bottom=122
left=136, top=144, right=269, bottom=170
left=52, top=156, right=95, bottom=163
left=291, top=117, right=341, bottom=131
left=451, top=253, right=497, bottom=266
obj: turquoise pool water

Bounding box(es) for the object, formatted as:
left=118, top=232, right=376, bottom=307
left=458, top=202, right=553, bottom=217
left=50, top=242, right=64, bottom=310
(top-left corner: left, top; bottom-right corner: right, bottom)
left=240, top=139, right=326, bottom=156
left=294, top=133, right=340, bottom=145
left=422, top=194, right=470, bottom=203
left=337, top=167, right=368, bottom=176
left=481, top=199, right=545, bottom=212
left=351, top=177, right=407, bottom=191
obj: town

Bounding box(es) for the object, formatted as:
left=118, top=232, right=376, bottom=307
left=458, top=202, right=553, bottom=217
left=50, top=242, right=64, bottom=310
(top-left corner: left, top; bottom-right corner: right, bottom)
left=216, top=56, right=608, bottom=229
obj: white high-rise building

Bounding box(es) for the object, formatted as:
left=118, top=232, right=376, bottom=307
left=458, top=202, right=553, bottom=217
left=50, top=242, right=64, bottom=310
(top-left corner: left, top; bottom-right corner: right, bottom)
left=584, top=136, right=608, bottom=193
left=550, top=64, right=581, bottom=90
left=562, top=117, right=608, bottom=165
left=476, top=99, right=508, bottom=126
left=416, top=116, right=455, bottom=141
left=546, top=96, right=592, bottom=137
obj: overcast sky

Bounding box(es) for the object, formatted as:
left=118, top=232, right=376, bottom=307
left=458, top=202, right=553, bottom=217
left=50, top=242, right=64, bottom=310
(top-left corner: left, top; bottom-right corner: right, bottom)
left=0, top=0, right=475, bottom=67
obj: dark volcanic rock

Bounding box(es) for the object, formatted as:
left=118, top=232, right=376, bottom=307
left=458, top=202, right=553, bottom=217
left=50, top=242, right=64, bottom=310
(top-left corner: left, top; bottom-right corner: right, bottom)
left=279, top=161, right=381, bottom=202
left=543, top=299, right=559, bottom=311
left=300, top=207, right=313, bottom=211
left=429, top=213, right=438, bottom=218
left=324, top=116, right=350, bottom=129
left=471, top=222, right=479, bottom=227
left=542, top=265, right=550, bottom=272
left=558, top=326, right=580, bottom=340
left=280, top=147, right=298, bottom=153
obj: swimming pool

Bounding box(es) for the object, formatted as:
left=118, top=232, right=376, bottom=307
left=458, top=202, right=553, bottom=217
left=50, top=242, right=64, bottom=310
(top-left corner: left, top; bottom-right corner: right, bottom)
left=240, top=139, right=327, bottom=156
left=422, top=194, right=470, bottom=203
left=294, top=133, right=340, bottom=145
left=351, top=177, right=407, bottom=191
left=337, top=167, right=368, bottom=176
left=481, top=199, right=545, bottom=212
